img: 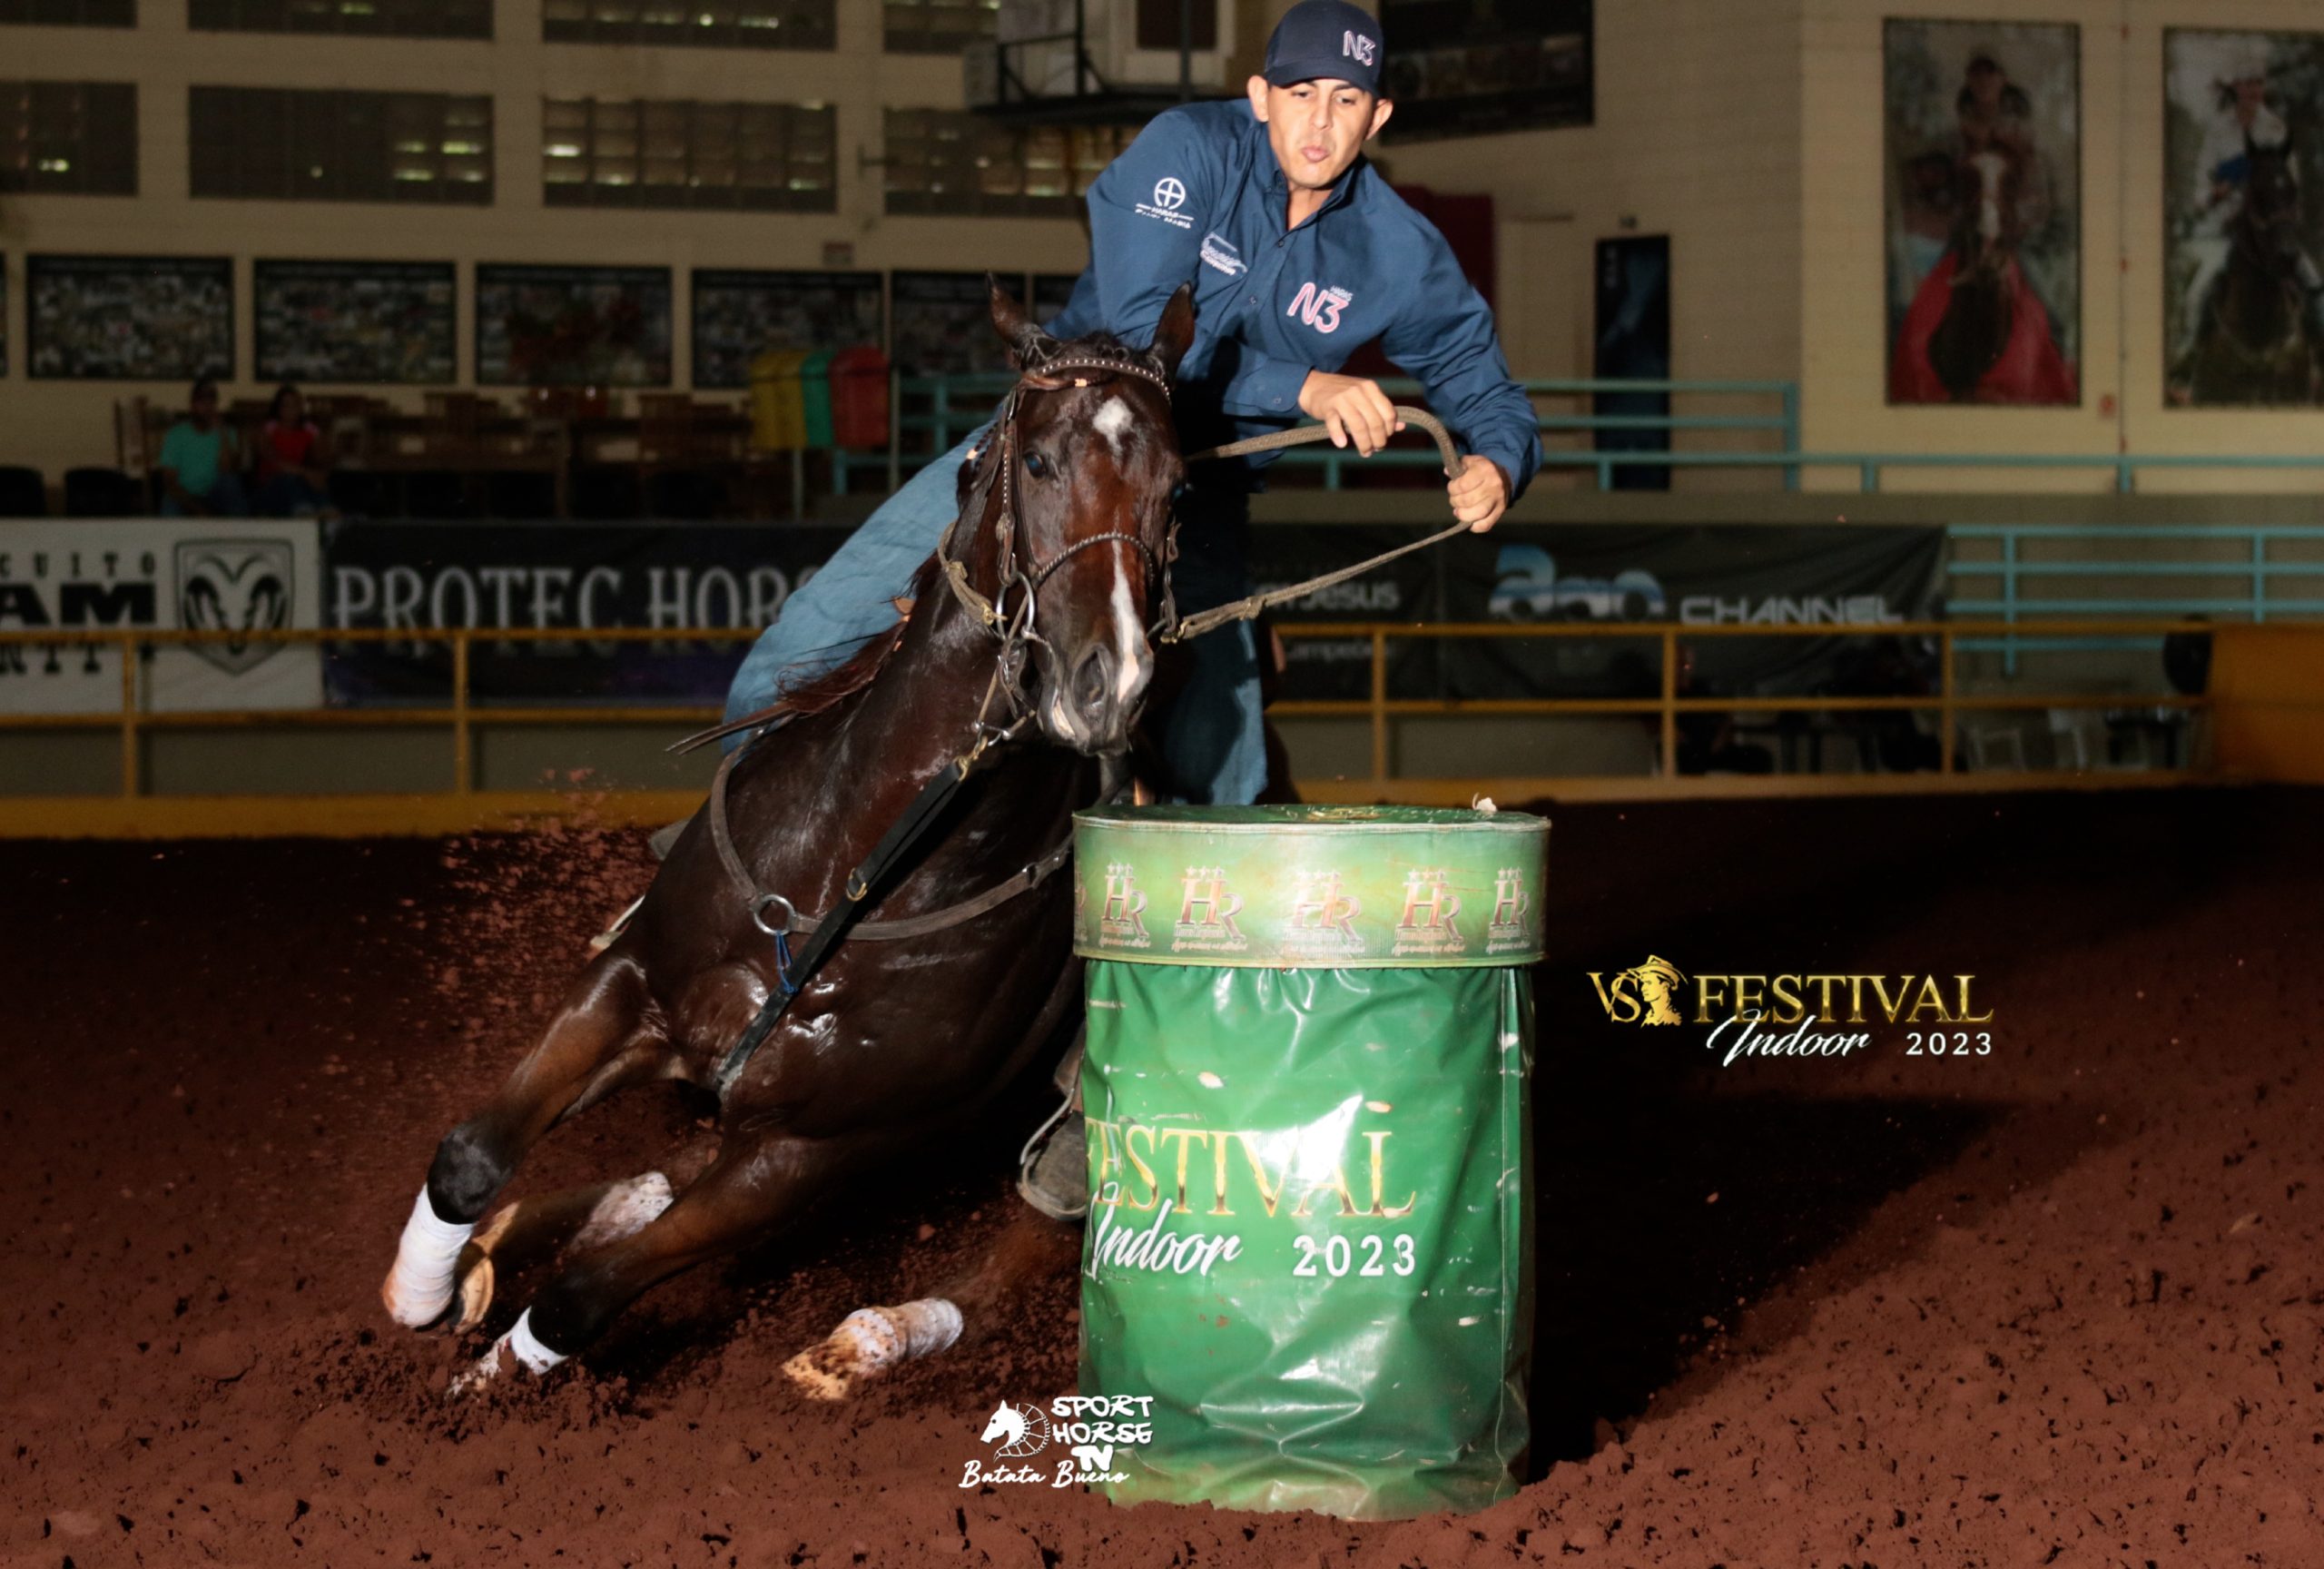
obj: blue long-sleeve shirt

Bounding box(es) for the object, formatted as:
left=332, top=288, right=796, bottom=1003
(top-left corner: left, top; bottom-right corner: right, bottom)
left=1047, top=98, right=1543, bottom=499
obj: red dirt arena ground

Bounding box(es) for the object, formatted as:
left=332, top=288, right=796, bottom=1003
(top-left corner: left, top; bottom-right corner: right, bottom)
left=3, top=786, right=2320, bottom=1568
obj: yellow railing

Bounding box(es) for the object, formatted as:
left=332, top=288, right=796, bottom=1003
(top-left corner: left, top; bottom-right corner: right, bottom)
left=0, top=617, right=2215, bottom=836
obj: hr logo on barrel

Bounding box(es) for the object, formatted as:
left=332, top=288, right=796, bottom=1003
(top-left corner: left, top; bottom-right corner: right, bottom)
left=1281, top=868, right=1364, bottom=960
left=1392, top=867, right=1466, bottom=957
left=1485, top=867, right=1535, bottom=955
left=1171, top=866, right=1246, bottom=954
left=1098, top=863, right=1152, bottom=949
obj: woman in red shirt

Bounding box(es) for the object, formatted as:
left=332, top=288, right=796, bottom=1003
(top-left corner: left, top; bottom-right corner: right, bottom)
left=253, top=384, right=334, bottom=518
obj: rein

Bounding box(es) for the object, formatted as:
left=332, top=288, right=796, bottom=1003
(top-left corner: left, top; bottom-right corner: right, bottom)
left=1166, top=406, right=1469, bottom=643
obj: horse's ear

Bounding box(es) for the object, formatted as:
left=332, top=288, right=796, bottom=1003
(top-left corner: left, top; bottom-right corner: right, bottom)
left=1148, top=282, right=1197, bottom=380
left=988, top=275, right=1057, bottom=369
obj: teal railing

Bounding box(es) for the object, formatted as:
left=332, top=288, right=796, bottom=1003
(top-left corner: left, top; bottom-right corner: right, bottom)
left=1947, top=522, right=2324, bottom=674
left=834, top=373, right=1801, bottom=494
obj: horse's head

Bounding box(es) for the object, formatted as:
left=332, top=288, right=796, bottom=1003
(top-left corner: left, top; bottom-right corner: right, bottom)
left=2240, top=133, right=2304, bottom=272
left=980, top=1401, right=1027, bottom=1444
left=1950, top=144, right=2024, bottom=281
left=959, top=278, right=1195, bottom=756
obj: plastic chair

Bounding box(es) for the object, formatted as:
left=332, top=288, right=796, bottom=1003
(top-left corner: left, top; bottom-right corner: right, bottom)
left=0, top=466, right=46, bottom=518
left=63, top=467, right=142, bottom=518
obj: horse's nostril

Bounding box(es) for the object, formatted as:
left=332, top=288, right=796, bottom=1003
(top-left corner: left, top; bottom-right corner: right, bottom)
left=1073, top=646, right=1114, bottom=717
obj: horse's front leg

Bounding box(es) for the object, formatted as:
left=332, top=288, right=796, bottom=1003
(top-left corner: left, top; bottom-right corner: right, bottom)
left=380, top=949, right=670, bottom=1328
left=451, top=1129, right=855, bottom=1393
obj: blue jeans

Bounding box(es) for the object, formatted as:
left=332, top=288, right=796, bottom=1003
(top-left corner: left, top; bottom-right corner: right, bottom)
left=159, top=471, right=250, bottom=518
left=723, top=429, right=1266, bottom=805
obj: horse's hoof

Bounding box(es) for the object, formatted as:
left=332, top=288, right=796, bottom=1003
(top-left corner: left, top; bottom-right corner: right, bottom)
left=451, top=1248, right=497, bottom=1334
left=445, top=1343, right=508, bottom=1399
left=379, top=1263, right=456, bottom=1330
left=783, top=1298, right=963, bottom=1401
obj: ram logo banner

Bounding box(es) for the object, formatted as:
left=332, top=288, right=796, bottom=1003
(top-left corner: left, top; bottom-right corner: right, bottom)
left=177, top=539, right=293, bottom=676
left=0, top=519, right=321, bottom=715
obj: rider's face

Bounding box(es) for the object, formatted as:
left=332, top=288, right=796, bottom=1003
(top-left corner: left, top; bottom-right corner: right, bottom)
left=1248, top=76, right=1393, bottom=196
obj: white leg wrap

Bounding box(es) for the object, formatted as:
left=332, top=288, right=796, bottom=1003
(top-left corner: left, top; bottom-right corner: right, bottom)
left=382, top=1188, right=476, bottom=1327
left=782, top=1298, right=962, bottom=1401
left=572, top=1171, right=675, bottom=1251
left=500, top=1308, right=567, bottom=1375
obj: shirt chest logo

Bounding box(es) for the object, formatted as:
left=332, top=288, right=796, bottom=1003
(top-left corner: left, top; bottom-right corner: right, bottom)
left=1199, top=232, right=1246, bottom=277
left=1287, top=281, right=1354, bottom=334
left=1136, top=176, right=1195, bottom=230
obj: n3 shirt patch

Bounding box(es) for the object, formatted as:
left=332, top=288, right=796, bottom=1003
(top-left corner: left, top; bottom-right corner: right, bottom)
left=1287, top=281, right=1354, bottom=334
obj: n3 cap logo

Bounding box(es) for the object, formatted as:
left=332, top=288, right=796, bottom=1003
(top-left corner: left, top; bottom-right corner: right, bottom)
left=1591, top=955, right=1689, bottom=1025
left=1344, top=29, right=1378, bottom=66
left=1152, top=177, right=1187, bottom=212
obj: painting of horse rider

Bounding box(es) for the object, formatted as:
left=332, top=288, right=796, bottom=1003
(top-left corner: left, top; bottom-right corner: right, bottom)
left=1885, top=20, right=2082, bottom=407
left=2166, top=29, right=2324, bottom=408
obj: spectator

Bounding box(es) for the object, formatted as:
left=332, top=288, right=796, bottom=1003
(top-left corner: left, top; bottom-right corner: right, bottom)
left=253, top=384, right=332, bottom=518
left=158, top=379, right=249, bottom=518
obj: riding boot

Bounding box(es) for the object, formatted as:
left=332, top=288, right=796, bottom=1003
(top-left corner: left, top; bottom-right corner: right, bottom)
left=1017, top=1024, right=1088, bottom=1221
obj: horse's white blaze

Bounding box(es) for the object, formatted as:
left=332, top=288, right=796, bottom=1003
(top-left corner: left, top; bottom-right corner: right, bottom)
left=1092, top=395, right=1134, bottom=456
left=1108, top=558, right=1150, bottom=708
left=381, top=1186, right=475, bottom=1327
left=1971, top=151, right=2005, bottom=243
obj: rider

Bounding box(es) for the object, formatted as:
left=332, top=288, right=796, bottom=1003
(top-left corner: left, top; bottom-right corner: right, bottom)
left=2170, top=40, right=2324, bottom=390
left=720, top=0, right=1543, bottom=1217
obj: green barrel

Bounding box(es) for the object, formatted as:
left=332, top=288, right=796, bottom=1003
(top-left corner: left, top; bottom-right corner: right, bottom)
left=1071, top=804, right=1548, bottom=1520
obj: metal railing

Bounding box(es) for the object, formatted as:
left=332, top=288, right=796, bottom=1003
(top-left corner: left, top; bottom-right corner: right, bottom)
left=0, top=617, right=2214, bottom=832
left=1946, top=523, right=2324, bottom=675
left=834, top=374, right=1801, bottom=495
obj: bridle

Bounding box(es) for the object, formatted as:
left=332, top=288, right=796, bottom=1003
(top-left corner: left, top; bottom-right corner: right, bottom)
left=932, top=343, right=1182, bottom=750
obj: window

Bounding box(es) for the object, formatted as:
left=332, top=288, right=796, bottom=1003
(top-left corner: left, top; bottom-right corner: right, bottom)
left=543, top=98, right=834, bottom=211
left=0, top=0, right=133, bottom=25
left=190, top=87, right=492, bottom=203
left=882, top=0, right=992, bottom=54
left=190, top=0, right=491, bottom=39
left=0, top=82, right=136, bottom=194
left=541, top=0, right=832, bottom=50
left=883, top=109, right=1133, bottom=217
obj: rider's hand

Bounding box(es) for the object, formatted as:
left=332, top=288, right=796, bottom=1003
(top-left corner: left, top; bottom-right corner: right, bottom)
left=1298, top=370, right=1403, bottom=457
left=1448, top=455, right=1511, bottom=533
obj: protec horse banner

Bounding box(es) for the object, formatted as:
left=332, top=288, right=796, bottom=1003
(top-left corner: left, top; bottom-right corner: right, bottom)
left=0, top=518, right=322, bottom=715
left=321, top=520, right=848, bottom=704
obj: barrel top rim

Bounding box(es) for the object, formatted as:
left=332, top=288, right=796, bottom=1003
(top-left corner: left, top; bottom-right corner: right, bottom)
left=1074, top=805, right=1550, bottom=834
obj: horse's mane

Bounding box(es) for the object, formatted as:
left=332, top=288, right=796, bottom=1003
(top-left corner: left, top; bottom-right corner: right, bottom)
left=677, top=553, right=944, bottom=753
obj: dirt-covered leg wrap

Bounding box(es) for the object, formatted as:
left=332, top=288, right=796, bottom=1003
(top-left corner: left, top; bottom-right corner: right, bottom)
left=381, top=1187, right=476, bottom=1327
left=783, top=1299, right=964, bottom=1400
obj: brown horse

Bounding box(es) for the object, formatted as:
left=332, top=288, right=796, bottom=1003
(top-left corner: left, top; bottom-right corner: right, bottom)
left=2190, top=136, right=2321, bottom=405
left=380, top=280, right=1195, bottom=1394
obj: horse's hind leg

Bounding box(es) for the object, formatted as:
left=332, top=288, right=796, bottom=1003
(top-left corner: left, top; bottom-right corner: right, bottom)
left=454, top=1132, right=848, bottom=1392
left=381, top=952, right=670, bottom=1328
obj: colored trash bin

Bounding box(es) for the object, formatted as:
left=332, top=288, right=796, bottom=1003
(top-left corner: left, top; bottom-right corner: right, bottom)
left=1072, top=804, right=1549, bottom=1520
left=749, top=348, right=812, bottom=451
left=829, top=344, right=891, bottom=449
left=801, top=349, right=836, bottom=449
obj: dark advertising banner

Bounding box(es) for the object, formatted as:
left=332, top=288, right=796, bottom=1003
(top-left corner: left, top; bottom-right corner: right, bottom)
left=475, top=263, right=673, bottom=387
left=692, top=270, right=883, bottom=390
left=255, top=260, right=457, bottom=384
left=1255, top=523, right=1945, bottom=703
left=322, top=520, right=852, bottom=704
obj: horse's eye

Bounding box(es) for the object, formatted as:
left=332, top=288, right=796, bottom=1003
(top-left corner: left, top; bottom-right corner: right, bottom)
left=1024, top=451, right=1049, bottom=479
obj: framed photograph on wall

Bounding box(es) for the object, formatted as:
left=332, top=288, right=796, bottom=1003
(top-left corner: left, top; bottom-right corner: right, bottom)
left=255, top=260, right=457, bottom=385
left=475, top=263, right=672, bottom=387
left=1883, top=19, right=2081, bottom=406
left=2164, top=28, right=2324, bottom=406
left=27, top=255, right=234, bottom=381
left=690, top=271, right=884, bottom=390
left=890, top=271, right=1006, bottom=377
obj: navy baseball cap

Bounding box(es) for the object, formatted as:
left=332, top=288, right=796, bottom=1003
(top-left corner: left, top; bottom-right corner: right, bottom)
left=1262, top=0, right=1385, bottom=96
